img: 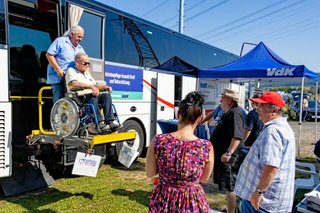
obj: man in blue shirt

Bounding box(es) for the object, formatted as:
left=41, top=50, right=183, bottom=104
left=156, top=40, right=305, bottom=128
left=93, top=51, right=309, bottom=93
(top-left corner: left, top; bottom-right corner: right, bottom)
left=46, top=25, right=86, bottom=103
left=234, top=91, right=295, bottom=213
left=243, top=94, right=264, bottom=147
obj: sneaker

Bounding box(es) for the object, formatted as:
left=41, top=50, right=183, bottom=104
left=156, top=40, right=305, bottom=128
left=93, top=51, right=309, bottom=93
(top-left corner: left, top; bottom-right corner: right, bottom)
left=99, top=123, right=109, bottom=131
left=106, top=122, right=122, bottom=132
left=108, top=122, right=121, bottom=129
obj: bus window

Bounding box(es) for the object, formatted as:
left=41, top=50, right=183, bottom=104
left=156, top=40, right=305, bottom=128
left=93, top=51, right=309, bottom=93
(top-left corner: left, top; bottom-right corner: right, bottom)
left=8, top=0, right=58, bottom=143
left=9, top=25, right=53, bottom=95
left=8, top=0, right=58, bottom=96
left=78, top=10, right=103, bottom=59
left=0, top=1, right=6, bottom=46
left=105, top=12, right=140, bottom=66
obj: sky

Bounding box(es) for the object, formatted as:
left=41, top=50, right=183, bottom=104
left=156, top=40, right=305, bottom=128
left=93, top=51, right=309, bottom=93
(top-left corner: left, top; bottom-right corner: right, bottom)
left=97, top=0, right=320, bottom=72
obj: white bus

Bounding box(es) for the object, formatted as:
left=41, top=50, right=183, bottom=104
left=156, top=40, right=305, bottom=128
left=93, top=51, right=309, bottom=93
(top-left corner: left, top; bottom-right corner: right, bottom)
left=0, top=0, right=239, bottom=195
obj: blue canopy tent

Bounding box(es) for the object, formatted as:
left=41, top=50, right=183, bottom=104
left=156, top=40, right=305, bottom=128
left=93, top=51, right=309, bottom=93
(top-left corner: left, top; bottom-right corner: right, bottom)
left=197, top=42, right=319, bottom=157
left=153, top=56, right=198, bottom=76
left=197, top=42, right=318, bottom=81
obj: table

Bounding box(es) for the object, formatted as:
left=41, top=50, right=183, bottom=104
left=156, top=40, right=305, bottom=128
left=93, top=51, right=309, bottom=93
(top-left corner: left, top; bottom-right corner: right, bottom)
left=295, top=184, right=320, bottom=213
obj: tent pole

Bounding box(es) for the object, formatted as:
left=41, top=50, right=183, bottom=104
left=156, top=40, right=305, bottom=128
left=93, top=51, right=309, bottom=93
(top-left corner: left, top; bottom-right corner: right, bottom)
left=297, top=77, right=305, bottom=158
left=316, top=82, right=318, bottom=141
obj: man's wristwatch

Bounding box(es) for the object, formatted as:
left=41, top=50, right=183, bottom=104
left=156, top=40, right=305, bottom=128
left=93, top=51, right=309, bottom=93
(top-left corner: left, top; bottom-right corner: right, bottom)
left=255, top=187, right=265, bottom=195
left=225, top=151, right=232, bottom=156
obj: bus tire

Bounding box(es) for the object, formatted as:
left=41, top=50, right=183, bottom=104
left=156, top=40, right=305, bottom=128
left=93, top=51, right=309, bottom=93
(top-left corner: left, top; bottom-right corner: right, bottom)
left=116, top=120, right=145, bottom=159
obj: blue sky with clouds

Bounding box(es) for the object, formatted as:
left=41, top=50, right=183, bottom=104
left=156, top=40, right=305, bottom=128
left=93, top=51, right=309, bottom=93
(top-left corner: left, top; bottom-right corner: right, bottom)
left=97, top=0, right=320, bottom=72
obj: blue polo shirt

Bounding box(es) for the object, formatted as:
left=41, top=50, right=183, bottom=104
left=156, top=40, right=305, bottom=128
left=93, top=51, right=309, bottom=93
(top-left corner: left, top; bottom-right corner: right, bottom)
left=46, top=36, right=85, bottom=84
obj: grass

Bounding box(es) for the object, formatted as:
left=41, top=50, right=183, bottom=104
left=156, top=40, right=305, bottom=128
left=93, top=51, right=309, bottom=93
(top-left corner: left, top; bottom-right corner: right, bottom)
left=0, top=156, right=318, bottom=212
left=0, top=159, right=150, bottom=213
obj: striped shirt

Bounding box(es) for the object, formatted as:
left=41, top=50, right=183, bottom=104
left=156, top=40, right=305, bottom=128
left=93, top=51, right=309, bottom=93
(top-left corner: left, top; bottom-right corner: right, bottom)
left=234, top=117, right=296, bottom=212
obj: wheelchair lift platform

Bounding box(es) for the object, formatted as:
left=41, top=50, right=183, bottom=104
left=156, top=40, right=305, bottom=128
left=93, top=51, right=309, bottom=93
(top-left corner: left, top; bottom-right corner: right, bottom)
left=89, top=131, right=136, bottom=147
left=30, top=129, right=136, bottom=149
left=32, top=86, right=136, bottom=148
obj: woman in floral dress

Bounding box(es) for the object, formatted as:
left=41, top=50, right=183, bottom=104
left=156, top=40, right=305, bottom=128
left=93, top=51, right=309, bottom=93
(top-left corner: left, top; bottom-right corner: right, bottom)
left=146, top=91, right=214, bottom=213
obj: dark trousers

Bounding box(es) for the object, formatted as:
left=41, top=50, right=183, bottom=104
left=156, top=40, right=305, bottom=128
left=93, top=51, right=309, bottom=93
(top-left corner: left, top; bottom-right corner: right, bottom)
left=241, top=200, right=269, bottom=213
left=302, top=108, right=309, bottom=121
left=51, top=82, right=65, bottom=103
left=86, top=92, right=114, bottom=123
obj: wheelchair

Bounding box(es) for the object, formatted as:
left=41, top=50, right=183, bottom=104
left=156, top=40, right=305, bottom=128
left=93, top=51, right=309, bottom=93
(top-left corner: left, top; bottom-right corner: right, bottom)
left=50, top=89, right=120, bottom=138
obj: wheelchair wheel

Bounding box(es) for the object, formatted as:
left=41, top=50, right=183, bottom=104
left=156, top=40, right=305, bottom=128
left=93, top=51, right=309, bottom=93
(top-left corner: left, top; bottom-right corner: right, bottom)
left=50, top=97, right=80, bottom=137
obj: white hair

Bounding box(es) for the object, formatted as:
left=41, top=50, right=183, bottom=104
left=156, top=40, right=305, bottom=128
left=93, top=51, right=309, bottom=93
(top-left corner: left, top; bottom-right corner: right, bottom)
left=63, top=25, right=84, bottom=36
left=75, top=52, right=88, bottom=61
left=69, top=25, right=84, bottom=35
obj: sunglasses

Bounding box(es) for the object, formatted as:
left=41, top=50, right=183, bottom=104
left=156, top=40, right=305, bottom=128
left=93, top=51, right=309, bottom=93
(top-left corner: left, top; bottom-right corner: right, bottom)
left=78, top=60, right=90, bottom=66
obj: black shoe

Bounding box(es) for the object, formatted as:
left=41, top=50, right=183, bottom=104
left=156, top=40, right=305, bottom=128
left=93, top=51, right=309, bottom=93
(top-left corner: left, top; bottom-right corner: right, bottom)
left=108, top=122, right=120, bottom=130
left=106, top=122, right=122, bottom=132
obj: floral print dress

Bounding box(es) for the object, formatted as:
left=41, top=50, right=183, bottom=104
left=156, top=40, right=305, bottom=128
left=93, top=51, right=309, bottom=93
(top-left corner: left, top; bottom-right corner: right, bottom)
left=149, top=133, right=212, bottom=213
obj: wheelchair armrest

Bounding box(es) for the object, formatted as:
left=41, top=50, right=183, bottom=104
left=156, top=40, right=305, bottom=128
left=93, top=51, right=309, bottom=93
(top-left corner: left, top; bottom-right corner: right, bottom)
left=70, top=87, right=84, bottom=92
left=68, top=87, right=93, bottom=96
left=76, top=89, right=93, bottom=96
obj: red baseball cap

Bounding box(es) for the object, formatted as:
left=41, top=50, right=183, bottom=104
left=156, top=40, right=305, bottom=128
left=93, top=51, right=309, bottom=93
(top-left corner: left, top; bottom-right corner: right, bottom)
left=250, top=91, right=285, bottom=108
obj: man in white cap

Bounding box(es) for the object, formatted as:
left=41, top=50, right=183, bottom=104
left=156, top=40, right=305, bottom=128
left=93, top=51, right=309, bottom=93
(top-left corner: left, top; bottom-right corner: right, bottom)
left=234, top=91, right=295, bottom=212
left=210, top=88, right=245, bottom=213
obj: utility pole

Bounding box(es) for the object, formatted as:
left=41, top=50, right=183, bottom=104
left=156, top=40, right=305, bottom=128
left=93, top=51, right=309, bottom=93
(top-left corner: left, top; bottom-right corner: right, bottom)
left=179, top=0, right=184, bottom=33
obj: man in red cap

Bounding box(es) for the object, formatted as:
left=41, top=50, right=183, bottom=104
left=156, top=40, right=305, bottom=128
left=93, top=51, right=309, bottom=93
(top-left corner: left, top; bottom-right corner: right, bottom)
left=234, top=91, right=295, bottom=212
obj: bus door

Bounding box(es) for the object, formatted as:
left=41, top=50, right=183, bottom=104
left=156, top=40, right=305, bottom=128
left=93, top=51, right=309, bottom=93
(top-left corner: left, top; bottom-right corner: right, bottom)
left=0, top=0, right=12, bottom=178
left=7, top=0, right=60, bottom=144
left=156, top=73, right=175, bottom=134
left=66, top=2, right=105, bottom=80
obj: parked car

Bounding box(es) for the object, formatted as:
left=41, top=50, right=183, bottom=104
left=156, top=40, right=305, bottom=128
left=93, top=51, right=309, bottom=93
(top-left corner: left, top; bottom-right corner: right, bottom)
left=288, top=100, right=320, bottom=121
left=290, top=92, right=312, bottom=101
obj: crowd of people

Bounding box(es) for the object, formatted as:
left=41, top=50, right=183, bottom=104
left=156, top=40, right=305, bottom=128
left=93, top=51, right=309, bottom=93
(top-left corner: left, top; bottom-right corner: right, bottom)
left=45, top=24, right=297, bottom=213
left=146, top=89, right=296, bottom=213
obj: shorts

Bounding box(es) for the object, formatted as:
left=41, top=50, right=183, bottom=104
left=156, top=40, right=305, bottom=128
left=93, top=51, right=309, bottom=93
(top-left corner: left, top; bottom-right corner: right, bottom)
left=214, top=149, right=244, bottom=192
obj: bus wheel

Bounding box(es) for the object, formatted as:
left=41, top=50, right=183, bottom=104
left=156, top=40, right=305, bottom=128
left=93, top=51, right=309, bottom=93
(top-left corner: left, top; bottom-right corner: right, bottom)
left=116, top=120, right=145, bottom=158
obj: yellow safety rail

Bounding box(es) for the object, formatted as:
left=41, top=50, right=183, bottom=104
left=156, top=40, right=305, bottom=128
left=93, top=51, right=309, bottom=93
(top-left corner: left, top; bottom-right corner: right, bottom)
left=10, top=87, right=55, bottom=136
left=37, top=86, right=56, bottom=135
left=89, top=131, right=136, bottom=148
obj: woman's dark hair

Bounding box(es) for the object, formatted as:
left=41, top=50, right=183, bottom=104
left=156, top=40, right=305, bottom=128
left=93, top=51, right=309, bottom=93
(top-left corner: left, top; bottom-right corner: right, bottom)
left=178, top=91, right=204, bottom=124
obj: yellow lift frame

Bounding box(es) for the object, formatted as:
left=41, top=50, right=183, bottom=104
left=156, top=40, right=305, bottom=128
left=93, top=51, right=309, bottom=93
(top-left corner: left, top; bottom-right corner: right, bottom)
left=29, top=86, right=136, bottom=148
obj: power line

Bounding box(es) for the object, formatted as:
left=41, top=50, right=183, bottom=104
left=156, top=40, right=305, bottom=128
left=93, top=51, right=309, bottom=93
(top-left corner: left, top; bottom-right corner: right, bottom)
left=159, top=0, right=209, bottom=26
left=218, top=16, right=320, bottom=53
left=209, top=0, right=320, bottom=44
left=140, top=0, right=171, bottom=18
left=196, top=0, right=290, bottom=39
left=262, top=20, right=320, bottom=43
left=200, top=0, right=306, bottom=41
left=185, top=0, right=231, bottom=22
left=169, top=0, right=231, bottom=28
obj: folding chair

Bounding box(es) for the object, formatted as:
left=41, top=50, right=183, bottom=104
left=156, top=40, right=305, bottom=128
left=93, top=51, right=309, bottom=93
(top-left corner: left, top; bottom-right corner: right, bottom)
left=294, top=161, right=320, bottom=195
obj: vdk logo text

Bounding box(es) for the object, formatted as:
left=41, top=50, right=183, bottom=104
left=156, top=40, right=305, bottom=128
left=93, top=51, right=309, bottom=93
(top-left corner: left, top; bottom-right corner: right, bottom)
left=267, top=68, right=295, bottom=76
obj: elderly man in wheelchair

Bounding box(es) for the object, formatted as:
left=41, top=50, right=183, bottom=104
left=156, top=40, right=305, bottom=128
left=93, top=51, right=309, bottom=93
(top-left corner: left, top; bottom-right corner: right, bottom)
left=50, top=52, right=120, bottom=138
